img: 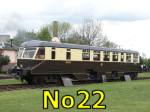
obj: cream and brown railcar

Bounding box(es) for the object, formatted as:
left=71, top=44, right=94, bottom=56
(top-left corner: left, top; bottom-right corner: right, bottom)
left=10, top=40, right=140, bottom=84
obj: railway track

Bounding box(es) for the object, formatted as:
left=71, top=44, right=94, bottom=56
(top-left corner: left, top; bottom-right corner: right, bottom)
left=0, top=77, right=150, bottom=92
left=136, top=77, right=150, bottom=80
left=0, top=84, right=58, bottom=92
left=0, top=75, right=13, bottom=80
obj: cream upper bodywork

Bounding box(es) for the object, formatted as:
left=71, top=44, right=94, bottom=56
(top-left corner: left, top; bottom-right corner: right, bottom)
left=18, top=47, right=140, bottom=63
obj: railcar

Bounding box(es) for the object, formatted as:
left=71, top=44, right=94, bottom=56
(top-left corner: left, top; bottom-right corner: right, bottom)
left=9, top=40, right=140, bottom=84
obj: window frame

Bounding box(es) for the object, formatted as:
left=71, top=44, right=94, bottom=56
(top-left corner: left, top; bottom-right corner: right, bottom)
left=93, top=50, right=100, bottom=61
left=66, top=49, right=71, bottom=60
left=133, top=53, right=138, bottom=63
left=103, top=51, right=110, bottom=61
left=112, top=52, right=118, bottom=61
left=82, top=49, right=90, bottom=60
left=35, top=47, right=45, bottom=59
left=126, top=53, right=131, bottom=62
left=51, top=47, right=56, bottom=60
left=22, top=47, right=36, bottom=59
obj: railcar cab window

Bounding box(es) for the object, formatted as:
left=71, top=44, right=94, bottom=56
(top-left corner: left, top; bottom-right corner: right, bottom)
left=17, top=47, right=24, bottom=58
left=121, top=53, right=124, bottom=61
left=133, top=53, right=138, bottom=62
left=93, top=50, right=100, bottom=61
left=51, top=47, right=56, bottom=59
left=66, top=49, right=71, bottom=60
left=113, top=52, right=118, bottom=61
left=82, top=49, right=90, bottom=60
left=23, top=48, right=36, bottom=59
left=126, top=53, right=131, bottom=62
left=35, top=47, right=45, bottom=59
left=103, top=51, right=110, bottom=61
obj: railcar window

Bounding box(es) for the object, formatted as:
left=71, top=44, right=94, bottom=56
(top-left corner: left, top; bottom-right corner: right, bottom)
left=126, top=53, right=131, bottom=62
left=113, top=52, right=118, bottom=61
left=104, top=51, right=110, bottom=61
left=133, top=53, right=138, bottom=62
left=51, top=47, right=56, bottom=59
left=35, top=47, right=45, bottom=59
left=82, top=49, right=90, bottom=60
left=121, top=53, right=124, bottom=61
left=17, top=47, right=24, bottom=58
left=23, top=48, right=36, bottom=58
left=51, top=51, right=55, bottom=59
left=66, top=49, right=71, bottom=60
left=93, top=50, right=100, bottom=61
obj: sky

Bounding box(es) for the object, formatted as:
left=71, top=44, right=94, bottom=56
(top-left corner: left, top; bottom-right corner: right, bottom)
left=0, top=0, right=150, bottom=57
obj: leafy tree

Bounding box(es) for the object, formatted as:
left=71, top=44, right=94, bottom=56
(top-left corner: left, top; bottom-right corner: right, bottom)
left=49, top=21, right=72, bottom=40
left=0, top=55, right=10, bottom=72
left=12, top=20, right=118, bottom=49
left=140, top=56, right=150, bottom=67
left=146, top=58, right=150, bottom=67
left=37, top=26, right=51, bottom=41
left=140, top=56, right=144, bottom=65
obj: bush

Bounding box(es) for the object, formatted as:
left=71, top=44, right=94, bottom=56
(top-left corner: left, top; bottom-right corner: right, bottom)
left=0, top=55, right=10, bottom=71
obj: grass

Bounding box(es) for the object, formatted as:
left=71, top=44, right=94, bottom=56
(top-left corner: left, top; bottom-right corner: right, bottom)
left=0, top=79, right=150, bottom=112
left=0, top=72, right=150, bottom=112
left=0, top=79, right=22, bottom=85
left=138, top=72, right=150, bottom=77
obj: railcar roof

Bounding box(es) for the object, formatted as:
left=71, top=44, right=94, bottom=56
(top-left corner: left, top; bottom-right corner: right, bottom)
left=21, top=40, right=138, bottom=53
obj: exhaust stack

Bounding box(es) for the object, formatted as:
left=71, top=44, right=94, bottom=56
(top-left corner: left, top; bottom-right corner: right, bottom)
left=53, top=21, right=58, bottom=37
left=51, top=21, right=61, bottom=43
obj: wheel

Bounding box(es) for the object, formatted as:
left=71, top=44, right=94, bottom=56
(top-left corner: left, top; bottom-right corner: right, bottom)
left=130, top=73, right=138, bottom=80
left=120, top=76, right=125, bottom=81
left=26, top=76, right=44, bottom=85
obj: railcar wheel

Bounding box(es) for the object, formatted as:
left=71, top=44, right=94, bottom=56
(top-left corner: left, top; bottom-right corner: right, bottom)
left=120, top=76, right=125, bottom=81
left=57, top=76, right=63, bottom=86
left=27, top=76, right=33, bottom=85
left=130, top=73, right=138, bottom=80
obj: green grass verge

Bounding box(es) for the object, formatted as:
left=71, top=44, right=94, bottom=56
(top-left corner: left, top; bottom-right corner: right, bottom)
left=0, top=79, right=150, bottom=112
left=0, top=79, right=22, bottom=85
left=138, top=72, right=150, bottom=77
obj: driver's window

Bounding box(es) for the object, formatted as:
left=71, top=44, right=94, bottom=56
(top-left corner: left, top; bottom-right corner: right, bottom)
left=36, top=47, right=45, bottom=59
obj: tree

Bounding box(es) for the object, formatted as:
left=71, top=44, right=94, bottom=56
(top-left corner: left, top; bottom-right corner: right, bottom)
left=78, top=18, right=104, bottom=46
left=94, top=35, right=118, bottom=48
left=63, top=18, right=118, bottom=48
left=146, top=58, right=150, bottom=67
left=62, top=30, right=89, bottom=45
left=0, top=55, right=10, bottom=72
left=36, top=21, right=71, bottom=41
left=13, top=30, right=37, bottom=46
left=37, top=26, right=51, bottom=41
left=12, top=20, right=118, bottom=49
left=49, top=21, right=72, bottom=40
left=140, top=55, right=150, bottom=67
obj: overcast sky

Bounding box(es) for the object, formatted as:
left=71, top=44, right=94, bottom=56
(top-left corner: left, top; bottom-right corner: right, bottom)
left=0, top=0, right=150, bottom=57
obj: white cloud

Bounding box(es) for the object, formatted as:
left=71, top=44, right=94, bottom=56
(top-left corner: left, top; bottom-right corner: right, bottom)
left=103, top=20, right=150, bottom=57
left=0, top=0, right=150, bottom=57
